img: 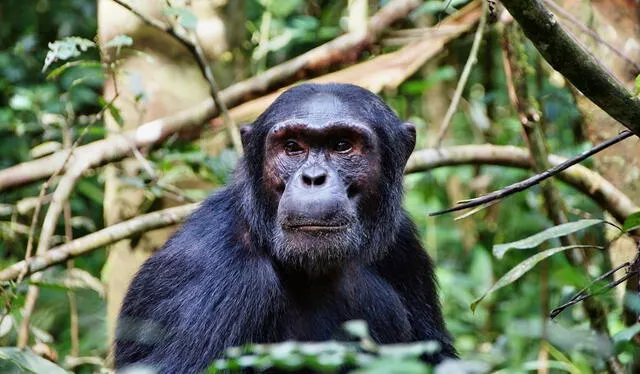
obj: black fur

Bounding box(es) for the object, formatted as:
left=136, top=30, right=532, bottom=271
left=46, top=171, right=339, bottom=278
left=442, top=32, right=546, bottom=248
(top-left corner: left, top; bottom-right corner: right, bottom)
left=115, top=83, right=456, bottom=373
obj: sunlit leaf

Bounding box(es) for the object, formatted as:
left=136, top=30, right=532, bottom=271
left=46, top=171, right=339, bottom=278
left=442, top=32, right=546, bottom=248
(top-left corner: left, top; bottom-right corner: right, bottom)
left=343, top=320, right=370, bottom=339
left=378, top=342, right=440, bottom=358
left=46, top=60, right=102, bottom=80
left=0, top=204, right=13, bottom=217
left=471, top=245, right=602, bottom=312
left=622, top=211, right=640, bottom=232
left=352, top=358, right=429, bottom=374
left=9, top=94, right=32, bottom=111
left=493, top=219, right=602, bottom=259
left=43, top=37, right=96, bottom=72
left=163, top=7, right=197, bottom=30
left=613, top=323, right=640, bottom=344
left=0, top=347, right=67, bottom=374
left=104, top=34, right=133, bottom=49
left=0, top=316, right=13, bottom=338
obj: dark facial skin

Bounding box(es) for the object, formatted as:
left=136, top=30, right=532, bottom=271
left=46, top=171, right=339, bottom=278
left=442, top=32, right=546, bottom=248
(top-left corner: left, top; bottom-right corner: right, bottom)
left=262, top=94, right=382, bottom=272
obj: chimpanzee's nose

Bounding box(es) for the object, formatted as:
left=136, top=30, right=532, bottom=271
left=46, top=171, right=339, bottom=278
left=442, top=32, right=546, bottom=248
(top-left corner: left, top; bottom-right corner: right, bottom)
left=301, top=166, right=328, bottom=187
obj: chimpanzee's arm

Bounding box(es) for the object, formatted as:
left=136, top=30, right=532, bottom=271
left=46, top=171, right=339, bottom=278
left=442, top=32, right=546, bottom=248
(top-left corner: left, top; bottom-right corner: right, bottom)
left=375, top=214, right=457, bottom=362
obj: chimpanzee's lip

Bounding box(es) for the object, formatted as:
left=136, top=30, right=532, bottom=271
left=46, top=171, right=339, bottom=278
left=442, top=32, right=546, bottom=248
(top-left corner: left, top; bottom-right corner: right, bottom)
left=285, top=224, right=348, bottom=232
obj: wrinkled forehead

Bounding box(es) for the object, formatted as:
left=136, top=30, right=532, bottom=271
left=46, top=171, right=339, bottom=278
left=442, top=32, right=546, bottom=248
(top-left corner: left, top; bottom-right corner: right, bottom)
left=267, top=92, right=363, bottom=128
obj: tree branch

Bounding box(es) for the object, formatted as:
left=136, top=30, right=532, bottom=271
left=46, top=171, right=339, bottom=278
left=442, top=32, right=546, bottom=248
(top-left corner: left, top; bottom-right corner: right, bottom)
left=0, top=0, right=423, bottom=193
left=429, top=131, right=634, bottom=217
left=0, top=204, right=199, bottom=282
left=2, top=143, right=636, bottom=282
left=541, top=0, right=640, bottom=72
left=434, top=0, right=487, bottom=146
left=110, top=0, right=243, bottom=154
left=500, top=0, right=640, bottom=138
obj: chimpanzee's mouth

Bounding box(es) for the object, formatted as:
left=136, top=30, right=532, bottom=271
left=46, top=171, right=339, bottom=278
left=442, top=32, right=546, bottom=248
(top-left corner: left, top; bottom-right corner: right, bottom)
left=291, top=224, right=348, bottom=232
left=283, top=222, right=349, bottom=232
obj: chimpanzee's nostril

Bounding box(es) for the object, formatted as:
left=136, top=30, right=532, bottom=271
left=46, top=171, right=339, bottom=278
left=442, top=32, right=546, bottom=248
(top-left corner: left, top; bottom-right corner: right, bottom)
left=314, top=174, right=326, bottom=186
left=301, top=167, right=328, bottom=187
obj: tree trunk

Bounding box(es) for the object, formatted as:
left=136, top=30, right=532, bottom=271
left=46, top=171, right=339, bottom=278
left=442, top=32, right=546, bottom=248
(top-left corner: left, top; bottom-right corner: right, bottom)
left=97, top=0, right=234, bottom=353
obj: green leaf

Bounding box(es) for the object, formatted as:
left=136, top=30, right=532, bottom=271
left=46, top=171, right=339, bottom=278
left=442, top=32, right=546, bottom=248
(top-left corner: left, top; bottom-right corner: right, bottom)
left=471, top=245, right=602, bottom=312
left=43, top=37, right=96, bottom=72
left=104, top=34, right=134, bottom=49
left=46, top=60, right=102, bottom=80
left=100, top=100, right=124, bottom=127
left=0, top=347, right=68, bottom=374
left=378, top=342, right=440, bottom=358
left=163, top=7, right=198, bottom=29
left=76, top=180, right=105, bottom=205
left=266, top=0, right=303, bottom=18
left=493, top=219, right=602, bottom=259
left=613, top=323, right=640, bottom=344
left=622, top=211, right=640, bottom=232
left=636, top=74, right=640, bottom=95
left=343, top=320, right=370, bottom=339
left=352, top=358, right=429, bottom=374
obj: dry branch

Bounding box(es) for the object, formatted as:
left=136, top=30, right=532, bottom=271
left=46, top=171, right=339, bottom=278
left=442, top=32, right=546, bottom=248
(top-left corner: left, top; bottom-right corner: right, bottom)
left=0, top=204, right=198, bottom=282
left=0, top=0, right=424, bottom=192
left=434, top=0, right=487, bottom=146
left=110, top=0, right=243, bottom=154
left=429, top=131, right=634, bottom=217
left=500, top=0, right=640, bottom=138
left=405, top=145, right=638, bottom=223
left=2, top=144, right=636, bottom=282
left=215, top=1, right=483, bottom=125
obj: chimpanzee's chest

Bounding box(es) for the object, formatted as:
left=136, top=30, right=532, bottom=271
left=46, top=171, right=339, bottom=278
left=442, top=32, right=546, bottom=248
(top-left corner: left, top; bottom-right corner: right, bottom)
left=279, top=269, right=413, bottom=343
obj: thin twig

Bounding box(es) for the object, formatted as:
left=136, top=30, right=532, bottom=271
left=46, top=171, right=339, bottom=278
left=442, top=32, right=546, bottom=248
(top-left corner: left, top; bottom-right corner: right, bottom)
left=500, top=0, right=640, bottom=138
left=430, top=130, right=634, bottom=216
left=111, top=0, right=242, bottom=154
left=61, top=121, right=80, bottom=357
left=550, top=258, right=638, bottom=319
left=17, top=102, right=114, bottom=349
left=433, top=0, right=488, bottom=146
left=542, top=0, right=640, bottom=73
left=18, top=101, right=115, bottom=285
left=3, top=143, right=638, bottom=282
left=0, top=0, right=426, bottom=192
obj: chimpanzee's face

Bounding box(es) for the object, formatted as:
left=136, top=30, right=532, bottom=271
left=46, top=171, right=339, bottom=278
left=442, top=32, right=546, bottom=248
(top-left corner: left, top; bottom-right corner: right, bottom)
left=262, top=93, right=381, bottom=272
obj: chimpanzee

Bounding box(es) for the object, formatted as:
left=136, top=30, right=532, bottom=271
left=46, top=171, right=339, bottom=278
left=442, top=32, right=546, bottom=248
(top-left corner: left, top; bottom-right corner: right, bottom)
left=115, top=83, right=456, bottom=373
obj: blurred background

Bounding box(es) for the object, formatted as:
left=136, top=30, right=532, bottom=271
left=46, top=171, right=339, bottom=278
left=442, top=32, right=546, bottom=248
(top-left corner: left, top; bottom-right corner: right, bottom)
left=0, top=0, right=639, bottom=372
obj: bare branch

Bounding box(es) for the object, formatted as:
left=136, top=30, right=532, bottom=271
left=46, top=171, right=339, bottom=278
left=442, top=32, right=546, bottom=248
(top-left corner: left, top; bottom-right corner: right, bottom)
left=542, top=0, right=640, bottom=72
left=500, top=0, right=640, bottom=138
left=429, top=131, right=634, bottom=217
left=3, top=143, right=637, bottom=282
left=0, top=204, right=199, bottom=282
left=434, top=0, right=488, bottom=146
left=0, top=0, right=425, bottom=193
left=406, top=144, right=638, bottom=223
left=110, top=0, right=242, bottom=154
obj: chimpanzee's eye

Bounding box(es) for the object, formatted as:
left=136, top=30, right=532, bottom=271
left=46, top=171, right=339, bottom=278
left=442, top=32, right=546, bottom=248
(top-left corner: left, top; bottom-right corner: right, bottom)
left=334, top=140, right=353, bottom=154
left=284, top=140, right=305, bottom=156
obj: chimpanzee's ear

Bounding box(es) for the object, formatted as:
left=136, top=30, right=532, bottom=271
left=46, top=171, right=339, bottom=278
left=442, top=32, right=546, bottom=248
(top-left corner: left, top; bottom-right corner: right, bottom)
left=240, top=124, right=252, bottom=149
left=402, top=122, right=416, bottom=160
